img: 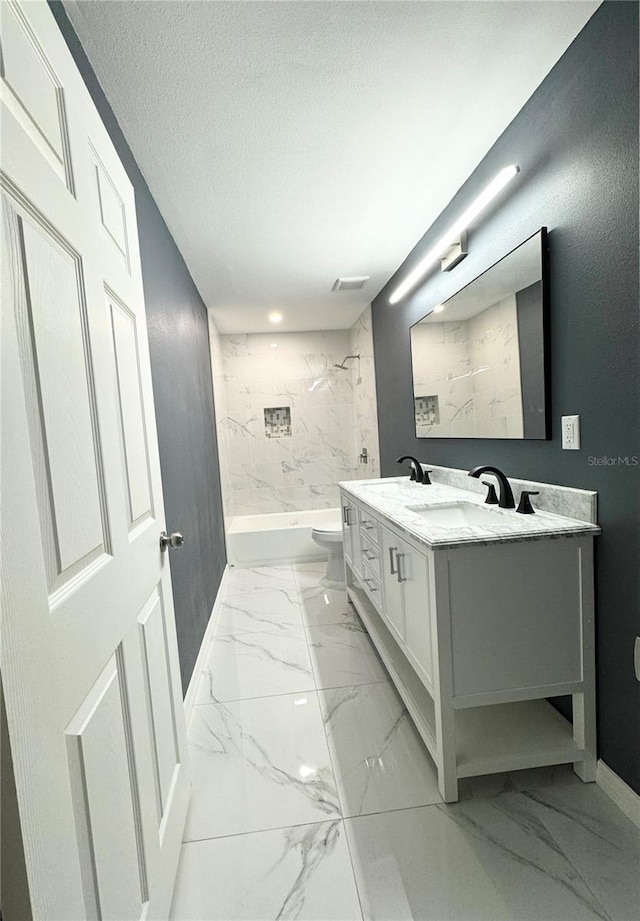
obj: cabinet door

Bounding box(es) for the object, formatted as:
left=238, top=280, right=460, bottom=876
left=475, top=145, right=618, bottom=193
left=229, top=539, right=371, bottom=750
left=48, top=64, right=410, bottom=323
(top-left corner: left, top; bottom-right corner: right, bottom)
left=380, top=526, right=405, bottom=641
left=341, top=500, right=353, bottom=563
left=342, top=501, right=363, bottom=577
left=402, top=545, right=434, bottom=687
left=351, top=507, right=362, bottom=577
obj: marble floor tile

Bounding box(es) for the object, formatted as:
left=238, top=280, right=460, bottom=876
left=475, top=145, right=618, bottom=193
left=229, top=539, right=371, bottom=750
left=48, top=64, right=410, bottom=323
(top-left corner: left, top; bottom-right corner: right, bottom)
left=346, top=798, right=624, bottom=921
left=215, top=589, right=304, bottom=636
left=185, top=693, right=341, bottom=842
left=457, top=762, right=581, bottom=801
left=504, top=780, right=640, bottom=921
left=319, top=682, right=442, bottom=817
left=293, top=562, right=332, bottom=591
left=306, top=622, right=388, bottom=689
left=227, top=564, right=298, bottom=595
left=299, top=584, right=360, bottom=628
left=171, top=820, right=363, bottom=921
left=293, top=562, right=327, bottom=574
left=197, top=628, right=315, bottom=703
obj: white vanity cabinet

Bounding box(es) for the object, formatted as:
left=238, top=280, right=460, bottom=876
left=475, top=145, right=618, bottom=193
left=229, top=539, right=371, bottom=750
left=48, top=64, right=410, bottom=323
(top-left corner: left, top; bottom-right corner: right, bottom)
left=340, top=484, right=598, bottom=804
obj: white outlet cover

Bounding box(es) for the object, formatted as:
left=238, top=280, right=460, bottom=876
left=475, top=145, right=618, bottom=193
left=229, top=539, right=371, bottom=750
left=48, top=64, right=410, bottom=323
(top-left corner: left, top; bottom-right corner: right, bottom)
left=562, top=414, right=580, bottom=450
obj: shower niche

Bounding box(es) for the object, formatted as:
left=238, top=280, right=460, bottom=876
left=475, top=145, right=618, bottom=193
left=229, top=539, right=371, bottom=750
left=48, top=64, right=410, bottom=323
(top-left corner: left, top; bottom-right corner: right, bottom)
left=264, top=406, right=292, bottom=438
left=414, top=395, right=440, bottom=435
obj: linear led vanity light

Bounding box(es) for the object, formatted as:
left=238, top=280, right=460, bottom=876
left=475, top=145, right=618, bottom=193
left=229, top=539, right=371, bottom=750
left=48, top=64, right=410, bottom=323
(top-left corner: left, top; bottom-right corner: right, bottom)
left=388, top=165, right=520, bottom=305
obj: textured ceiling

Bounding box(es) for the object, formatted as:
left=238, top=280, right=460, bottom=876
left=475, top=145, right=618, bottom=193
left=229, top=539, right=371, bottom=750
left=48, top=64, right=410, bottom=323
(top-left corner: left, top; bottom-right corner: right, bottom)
left=64, top=0, right=598, bottom=333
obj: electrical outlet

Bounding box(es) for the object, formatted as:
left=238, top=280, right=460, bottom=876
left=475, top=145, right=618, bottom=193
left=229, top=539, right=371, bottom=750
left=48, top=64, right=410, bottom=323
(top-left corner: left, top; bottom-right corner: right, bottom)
left=635, top=637, right=640, bottom=682
left=562, top=415, right=580, bottom=450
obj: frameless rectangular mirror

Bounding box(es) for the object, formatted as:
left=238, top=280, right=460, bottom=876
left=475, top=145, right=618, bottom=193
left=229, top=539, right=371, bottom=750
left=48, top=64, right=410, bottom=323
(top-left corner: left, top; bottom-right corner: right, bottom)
left=410, top=228, right=549, bottom=439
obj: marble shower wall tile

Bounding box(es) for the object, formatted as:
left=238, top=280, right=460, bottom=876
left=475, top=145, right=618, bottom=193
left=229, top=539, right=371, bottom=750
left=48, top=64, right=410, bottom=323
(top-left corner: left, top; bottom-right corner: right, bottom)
left=349, top=306, right=381, bottom=479
left=220, top=329, right=360, bottom=516
left=410, top=294, right=524, bottom=439
left=468, top=294, right=524, bottom=438
left=208, top=315, right=233, bottom=526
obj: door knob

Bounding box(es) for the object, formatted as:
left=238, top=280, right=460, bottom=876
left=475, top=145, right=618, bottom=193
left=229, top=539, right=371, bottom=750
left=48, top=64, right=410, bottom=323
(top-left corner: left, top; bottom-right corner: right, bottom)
left=160, top=531, right=184, bottom=552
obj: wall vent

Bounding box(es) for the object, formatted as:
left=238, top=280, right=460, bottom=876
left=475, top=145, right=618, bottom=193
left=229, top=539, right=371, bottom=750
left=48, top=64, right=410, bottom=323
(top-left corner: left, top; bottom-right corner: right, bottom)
left=332, top=276, right=369, bottom=292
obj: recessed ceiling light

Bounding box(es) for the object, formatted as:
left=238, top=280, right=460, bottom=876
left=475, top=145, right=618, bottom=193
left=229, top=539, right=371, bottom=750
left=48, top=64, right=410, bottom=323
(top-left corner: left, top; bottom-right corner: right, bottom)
left=269, top=311, right=283, bottom=324
left=433, top=304, right=445, bottom=313
left=270, top=343, right=278, bottom=348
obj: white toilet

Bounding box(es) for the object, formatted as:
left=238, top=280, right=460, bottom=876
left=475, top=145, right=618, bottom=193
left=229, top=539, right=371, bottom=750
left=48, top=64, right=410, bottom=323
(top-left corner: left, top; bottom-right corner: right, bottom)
left=311, top=511, right=345, bottom=584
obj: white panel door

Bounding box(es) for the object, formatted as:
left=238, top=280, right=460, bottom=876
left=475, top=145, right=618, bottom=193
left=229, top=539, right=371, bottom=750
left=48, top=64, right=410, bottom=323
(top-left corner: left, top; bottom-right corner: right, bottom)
left=0, top=2, right=190, bottom=919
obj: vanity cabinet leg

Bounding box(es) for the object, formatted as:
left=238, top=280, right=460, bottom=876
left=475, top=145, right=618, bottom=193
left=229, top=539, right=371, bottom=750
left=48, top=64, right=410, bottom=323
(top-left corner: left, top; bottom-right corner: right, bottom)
left=435, top=703, right=459, bottom=802
left=438, top=761, right=459, bottom=803
left=573, top=690, right=597, bottom=782
left=573, top=540, right=597, bottom=783
left=432, top=553, right=459, bottom=801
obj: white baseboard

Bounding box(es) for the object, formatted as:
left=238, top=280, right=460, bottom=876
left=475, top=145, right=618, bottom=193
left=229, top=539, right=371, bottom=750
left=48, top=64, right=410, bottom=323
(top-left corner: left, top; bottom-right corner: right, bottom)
left=596, top=759, right=640, bottom=829
left=183, top=564, right=231, bottom=724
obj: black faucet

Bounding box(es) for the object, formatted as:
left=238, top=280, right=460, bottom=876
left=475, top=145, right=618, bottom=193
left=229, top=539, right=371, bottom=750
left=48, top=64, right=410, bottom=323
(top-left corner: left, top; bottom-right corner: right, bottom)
left=468, top=465, right=515, bottom=509
left=397, top=455, right=426, bottom=484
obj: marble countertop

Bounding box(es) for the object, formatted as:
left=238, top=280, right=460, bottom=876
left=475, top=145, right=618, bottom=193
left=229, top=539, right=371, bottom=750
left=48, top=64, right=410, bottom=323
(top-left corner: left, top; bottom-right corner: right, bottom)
left=338, top=477, right=601, bottom=550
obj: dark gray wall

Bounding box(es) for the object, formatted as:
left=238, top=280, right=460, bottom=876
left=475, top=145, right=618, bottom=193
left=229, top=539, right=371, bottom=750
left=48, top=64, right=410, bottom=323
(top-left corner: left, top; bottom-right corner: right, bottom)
left=373, top=1, right=640, bottom=792
left=49, top=2, right=227, bottom=694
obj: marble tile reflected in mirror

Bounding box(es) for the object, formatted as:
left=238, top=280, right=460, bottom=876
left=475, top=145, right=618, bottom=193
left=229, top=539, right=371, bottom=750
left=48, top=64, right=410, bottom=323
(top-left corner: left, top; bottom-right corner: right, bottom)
left=410, top=229, right=549, bottom=440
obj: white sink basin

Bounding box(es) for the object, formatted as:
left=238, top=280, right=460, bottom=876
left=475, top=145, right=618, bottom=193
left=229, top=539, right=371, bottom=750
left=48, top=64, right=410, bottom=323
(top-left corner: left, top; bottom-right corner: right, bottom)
left=407, top=502, right=503, bottom=528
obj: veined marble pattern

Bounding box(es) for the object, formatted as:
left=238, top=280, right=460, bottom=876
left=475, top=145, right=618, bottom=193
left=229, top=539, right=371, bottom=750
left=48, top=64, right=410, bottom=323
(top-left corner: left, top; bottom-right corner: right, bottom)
left=214, top=589, right=304, bottom=636
left=319, top=682, right=442, bottom=817
left=297, top=579, right=360, bottom=628
left=219, top=330, right=360, bottom=516
left=306, top=622, right=388, bottom=689
left=424, top=462, right=598, bottom=523
left=215, top=311, right=381, bottom=519
left=172, top=564, right=637, bottom=921
left=185, top=693, right=340, bottom=842
left=349, top=306, right=381, bottom=480
left=209, top=315, right=233, bottom=526
left=171, top=821, right=362, bottom=921
left=340, top=477, right=600, bottom=551
left=345, top=777, right=640, bottom=921
left=223, top=563, right=298, bottom=594
left=410, top=295, right=525, bottom=439
left=198, top=627, right=315, bottom=703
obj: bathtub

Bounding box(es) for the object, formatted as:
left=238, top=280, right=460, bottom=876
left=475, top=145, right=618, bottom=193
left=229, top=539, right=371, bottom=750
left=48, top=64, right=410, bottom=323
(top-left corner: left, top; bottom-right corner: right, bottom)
left=226, top=507, right=342, bottom=568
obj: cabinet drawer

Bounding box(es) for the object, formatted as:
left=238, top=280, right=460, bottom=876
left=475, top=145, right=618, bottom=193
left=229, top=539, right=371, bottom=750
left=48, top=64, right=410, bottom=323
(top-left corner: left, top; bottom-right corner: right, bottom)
left=360, top=534, right=381, bottom=576
left=359, top=511, right=379, bottom=545
left=361, top=562, right=383, bottom=613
